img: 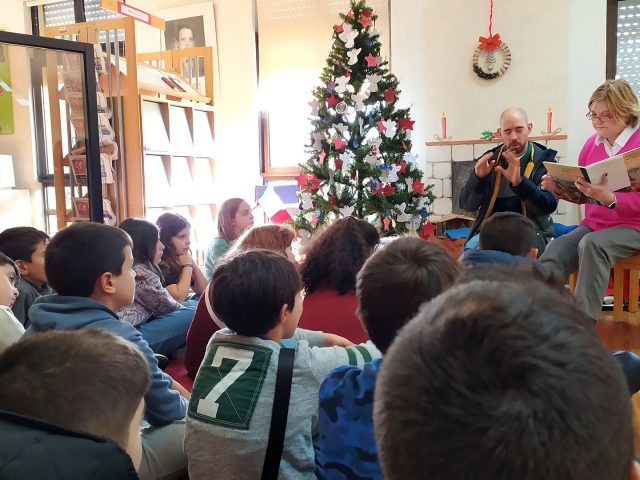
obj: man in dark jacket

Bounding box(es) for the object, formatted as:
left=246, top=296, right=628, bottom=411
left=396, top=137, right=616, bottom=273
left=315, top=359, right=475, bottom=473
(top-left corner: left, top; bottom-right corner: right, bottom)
left=459, top=107, right=558, bottom=255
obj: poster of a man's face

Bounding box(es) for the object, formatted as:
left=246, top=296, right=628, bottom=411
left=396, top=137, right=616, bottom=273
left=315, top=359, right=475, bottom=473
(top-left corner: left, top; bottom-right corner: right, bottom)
left=165, top=16, right=205, bottom=51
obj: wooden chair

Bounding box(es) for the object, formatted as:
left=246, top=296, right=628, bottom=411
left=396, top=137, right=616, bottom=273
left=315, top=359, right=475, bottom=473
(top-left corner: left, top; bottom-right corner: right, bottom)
left=613, top=253, right=640, bottom=321
left=569, top=252, right=640, bottom=321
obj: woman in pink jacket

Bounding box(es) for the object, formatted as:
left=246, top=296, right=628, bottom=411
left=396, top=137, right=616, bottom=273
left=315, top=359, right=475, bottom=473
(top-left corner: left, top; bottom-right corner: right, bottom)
left=540, top=79, right=640, bottom=319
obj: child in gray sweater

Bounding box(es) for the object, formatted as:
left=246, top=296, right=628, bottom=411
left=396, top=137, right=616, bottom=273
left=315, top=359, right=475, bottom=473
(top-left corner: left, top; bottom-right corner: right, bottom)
left=185, top=249, right=380, bottom=479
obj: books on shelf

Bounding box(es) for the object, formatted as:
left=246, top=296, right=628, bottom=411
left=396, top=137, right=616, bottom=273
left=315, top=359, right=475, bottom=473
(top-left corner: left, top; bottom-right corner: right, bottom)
left=543, top=147, right=640, bottom=203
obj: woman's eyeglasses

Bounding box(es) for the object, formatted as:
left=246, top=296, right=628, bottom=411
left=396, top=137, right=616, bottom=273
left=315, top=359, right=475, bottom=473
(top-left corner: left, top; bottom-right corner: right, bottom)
left=586, top=111, right=614, bottom=121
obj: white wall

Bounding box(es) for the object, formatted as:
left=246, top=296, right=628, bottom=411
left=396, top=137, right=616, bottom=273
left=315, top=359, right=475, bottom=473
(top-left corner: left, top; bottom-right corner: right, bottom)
left=390, top=0, right=607, bottom=225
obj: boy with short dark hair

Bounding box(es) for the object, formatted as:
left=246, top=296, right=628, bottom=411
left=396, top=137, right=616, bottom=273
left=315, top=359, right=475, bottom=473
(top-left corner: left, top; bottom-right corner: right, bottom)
left=185, top=249, right=380, bottom=480
left=26, top=222, right=189, bottom=480
left=460, top=211, right=543, bottom=270
left=374, top=276, right=639, bottom=480
left=0, top=329, right=150, bottom=479
left=315, top=237, right=460, bottom=479
left=0, top=227, right=53, bottom=327
left=0, top=252, right=24, bottom=352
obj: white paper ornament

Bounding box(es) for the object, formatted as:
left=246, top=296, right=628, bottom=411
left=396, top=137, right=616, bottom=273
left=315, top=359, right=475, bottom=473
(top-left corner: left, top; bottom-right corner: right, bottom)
left=382, top=119, right=397, bottom=138
left=347, top=48, right=361, bottom=66
left=380, top=164, right=400, bottom=183
left=403, top=152, right=418, bottom=164
left=405, top=178, right=414, bottom=190
left=332, top=123, right=348, bottom=134
left=338, top=24, right=358, bottom=48
left=308, top=99, right=320, bottom=116
left=352, top=91, right=368, bottom=112
left=300, top=191, right=314, bottom=210
left=341, top=150, right=355, bottom=172
left=368, top=137, right=382, bottom=149
left=366, top=74, right=382, bottom=93
left=312, top=132, right=324, bottom=151
left=328, top=169, right=335, bottom=186
left=334, top=76, right=353, bottom=95
left=395, top=202, right=412, bottom=223
left=339, top=205, right=355, bottom=217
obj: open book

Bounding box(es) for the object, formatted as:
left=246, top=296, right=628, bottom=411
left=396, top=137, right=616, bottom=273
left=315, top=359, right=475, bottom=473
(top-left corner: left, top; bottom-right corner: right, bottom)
left=543, top=146, right=640, bottom=203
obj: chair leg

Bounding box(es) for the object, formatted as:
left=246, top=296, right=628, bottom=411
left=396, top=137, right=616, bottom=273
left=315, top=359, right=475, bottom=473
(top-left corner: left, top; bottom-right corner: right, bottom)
left=614, top=265, right=625, bottom=322
left=629, top=267, right=639, bottom=314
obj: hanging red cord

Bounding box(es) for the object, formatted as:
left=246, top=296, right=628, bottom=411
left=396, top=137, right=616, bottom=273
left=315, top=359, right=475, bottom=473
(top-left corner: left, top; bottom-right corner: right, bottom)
left=478, top=0, right=499, bottom=51
left=489, top=0, right=493, bottom=37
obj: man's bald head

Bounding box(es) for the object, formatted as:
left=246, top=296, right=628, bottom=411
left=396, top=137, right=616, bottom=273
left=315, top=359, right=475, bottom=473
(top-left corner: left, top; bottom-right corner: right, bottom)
left=499, top=107, right=529, bottom=126
left=499, top=107, right=532, bottom=155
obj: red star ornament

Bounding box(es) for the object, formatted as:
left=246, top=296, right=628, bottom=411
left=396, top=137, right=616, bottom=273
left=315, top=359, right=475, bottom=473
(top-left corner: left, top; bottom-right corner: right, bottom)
left=371, top=184, right=383, bottom=195
left=365, top=53, right=378, bottom=67
left=333, top=136, right=347, bottom=150
left=329, top=196, right=336, bottom=209
left=335, top=24, right=344, bottom=33
left=335, top=158, right=343, bottom=170
left=382, top=185, right=396, bottom=196
left=319, top=149, right=327, bottom=163
left=399, top=160, right=407, bottom=174
left=295, top=171, right=309, bottom=187
left=347, top=10, right=354, bottom=18
left=326, top=94, right=340, bottom=109
left=412, top=178, right=425, bottom=194
left=420, top=222, right=436, bottom=239
left=397, top=118, right=415, bottom=131
left=359, top=10, right=373, bottom=28
left=376, top=117, right=387, bottom=133
left=383, top=87, right=396, bottom=103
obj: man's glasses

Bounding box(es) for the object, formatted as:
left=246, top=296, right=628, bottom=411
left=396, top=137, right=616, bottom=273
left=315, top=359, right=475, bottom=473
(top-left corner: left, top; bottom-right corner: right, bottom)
left=586, top=111, right=614, bottom=121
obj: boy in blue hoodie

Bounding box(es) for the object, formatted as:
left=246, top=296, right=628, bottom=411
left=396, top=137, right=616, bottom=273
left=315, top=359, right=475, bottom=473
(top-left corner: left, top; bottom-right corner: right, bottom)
left=26, top=222, right=189, bottom=480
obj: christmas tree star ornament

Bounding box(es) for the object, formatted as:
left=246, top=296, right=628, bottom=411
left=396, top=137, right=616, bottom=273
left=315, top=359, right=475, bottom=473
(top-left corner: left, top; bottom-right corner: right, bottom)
left=376, top=117, right=387, bottom=133
left=365, top=53, right=378, bottom=67
left=383, top=87, right=396, bottom=103
left=397, top=117, right=415, bottom=131
left=412, top=178, right=425, bottom=194
left=326, top=94, right=340, bottom=109
left=358, top=10, right=373, bottom=28
left=333, top=136, right=347, bottom=150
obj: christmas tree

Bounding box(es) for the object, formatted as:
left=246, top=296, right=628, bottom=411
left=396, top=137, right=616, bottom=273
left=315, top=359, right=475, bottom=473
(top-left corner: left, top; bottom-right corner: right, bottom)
left=293, top=0, right=434, bottom=237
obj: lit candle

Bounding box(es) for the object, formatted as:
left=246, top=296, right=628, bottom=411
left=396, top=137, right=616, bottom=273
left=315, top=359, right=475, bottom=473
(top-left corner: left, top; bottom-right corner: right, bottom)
left=547, top=106, right=552, bottom=134
left=441, top=112, right=447, bottom=139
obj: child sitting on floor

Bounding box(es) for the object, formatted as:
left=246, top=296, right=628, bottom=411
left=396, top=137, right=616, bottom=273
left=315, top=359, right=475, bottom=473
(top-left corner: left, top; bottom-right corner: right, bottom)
left=26, top=222, right=189, bottom=480
left=0, top=252, right=24, bottom=353
left=185, top=250, right=380, bottom=479
left=118, top=218, right=196, bottom=357
left=0, top=227, right=53, bottom=327
left=0, top=329, right=149, bottom=479
left=316, top=237, right=460, bottom=479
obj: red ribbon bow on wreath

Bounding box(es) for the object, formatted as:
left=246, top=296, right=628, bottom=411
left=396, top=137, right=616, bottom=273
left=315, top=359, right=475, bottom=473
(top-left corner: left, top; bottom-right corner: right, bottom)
left=478, top=33, right=501, bottom=52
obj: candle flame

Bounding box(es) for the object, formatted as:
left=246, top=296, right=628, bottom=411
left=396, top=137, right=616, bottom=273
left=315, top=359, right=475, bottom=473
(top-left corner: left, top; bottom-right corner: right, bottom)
left=547, top=106, right=552, bottom=112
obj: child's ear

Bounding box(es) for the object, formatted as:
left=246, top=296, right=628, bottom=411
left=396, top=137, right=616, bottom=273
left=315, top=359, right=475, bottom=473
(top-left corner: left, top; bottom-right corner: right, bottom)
left=528, top=247, right=538, bottom=259
left=277, top=303, right=289, bottom=326
left=96, top=272, right=116, bottom=295
left=14, top=259, right=28, bottom=276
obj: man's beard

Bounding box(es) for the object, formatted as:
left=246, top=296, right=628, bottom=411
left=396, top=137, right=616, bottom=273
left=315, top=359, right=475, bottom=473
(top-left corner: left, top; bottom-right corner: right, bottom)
left=508, top=141, right=526, bottom=155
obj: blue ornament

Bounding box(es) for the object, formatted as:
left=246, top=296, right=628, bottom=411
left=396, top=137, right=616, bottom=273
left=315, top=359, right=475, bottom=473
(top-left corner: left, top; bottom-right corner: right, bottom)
left=379, top=164, right=391, bottom=171
left=315, top=208, right=322, bottom=217
left=385, top=208, right=391, bottom=216
left=299, top=202, right=304, bottom=211
left=352, top=139, right=360, bottom=148
left=419, top=209, right=429, bottom=218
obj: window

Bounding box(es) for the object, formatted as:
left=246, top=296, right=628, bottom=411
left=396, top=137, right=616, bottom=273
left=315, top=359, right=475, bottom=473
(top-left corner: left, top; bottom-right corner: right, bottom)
left=608, top=0, right=640, bottom=92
